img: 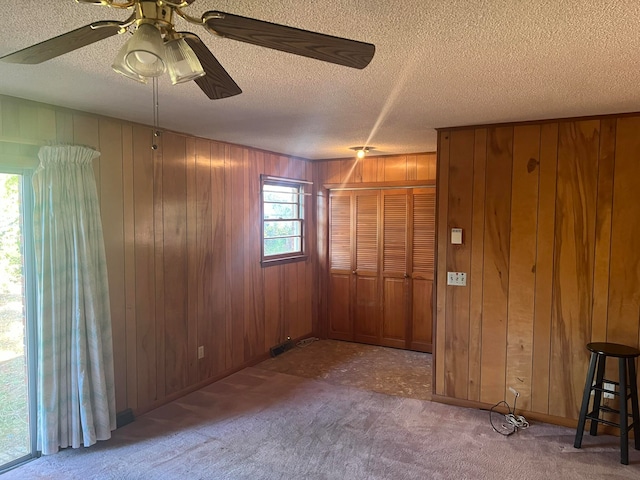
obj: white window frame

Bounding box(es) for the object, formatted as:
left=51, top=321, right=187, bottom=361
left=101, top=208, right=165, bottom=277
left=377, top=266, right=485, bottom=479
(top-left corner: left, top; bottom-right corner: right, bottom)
left=260, top=175, right=310, bottom=266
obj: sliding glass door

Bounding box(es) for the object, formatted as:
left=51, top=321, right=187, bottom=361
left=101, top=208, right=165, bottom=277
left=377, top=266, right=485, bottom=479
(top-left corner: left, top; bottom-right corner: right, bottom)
left=0, top=171, right=36, bottom=470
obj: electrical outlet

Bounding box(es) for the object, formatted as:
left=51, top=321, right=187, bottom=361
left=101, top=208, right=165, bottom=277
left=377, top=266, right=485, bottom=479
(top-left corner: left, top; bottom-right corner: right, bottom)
left=197, top=346, right=204, bottom=359
left=447, top=272, right=467, bottom=286
left=603, top=382, right=615, bottom=399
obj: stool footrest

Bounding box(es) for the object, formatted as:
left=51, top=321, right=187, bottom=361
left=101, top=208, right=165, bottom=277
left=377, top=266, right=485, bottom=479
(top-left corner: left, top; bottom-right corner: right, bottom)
left=592, top=386, right=619, bottom=396
left=586, top=414, right=621, bottom=428
left=592, top=405, right=636, bottom=418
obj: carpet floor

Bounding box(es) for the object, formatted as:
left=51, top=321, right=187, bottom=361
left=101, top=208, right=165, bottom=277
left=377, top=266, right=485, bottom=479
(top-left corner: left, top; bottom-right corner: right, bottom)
left=4, top=341, right=640, bottom=479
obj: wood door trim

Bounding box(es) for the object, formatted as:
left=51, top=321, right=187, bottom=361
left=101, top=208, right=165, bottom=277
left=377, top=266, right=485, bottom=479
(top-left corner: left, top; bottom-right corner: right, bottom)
left=324, top=180, right=435, bottom=190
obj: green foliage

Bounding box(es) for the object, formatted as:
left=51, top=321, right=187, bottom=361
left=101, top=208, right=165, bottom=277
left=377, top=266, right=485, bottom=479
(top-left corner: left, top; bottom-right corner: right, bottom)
left=0, top=355, right=30, bottom=464
left=263, top=183, right=303, bottom=257
left=0, top=174, right=23, bottom=294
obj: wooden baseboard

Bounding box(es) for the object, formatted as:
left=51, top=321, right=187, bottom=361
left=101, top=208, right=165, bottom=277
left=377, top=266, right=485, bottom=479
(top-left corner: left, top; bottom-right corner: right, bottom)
left=432, top=395, right=580, bottom=428
left=431, top=394, right=636, bottom=438
left=132, top=333, right=313, bottom=417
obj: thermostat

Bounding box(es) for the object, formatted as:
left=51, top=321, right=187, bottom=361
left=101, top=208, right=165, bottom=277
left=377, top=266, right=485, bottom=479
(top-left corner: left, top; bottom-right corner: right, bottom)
left=451, top=228, right=463, bottom=245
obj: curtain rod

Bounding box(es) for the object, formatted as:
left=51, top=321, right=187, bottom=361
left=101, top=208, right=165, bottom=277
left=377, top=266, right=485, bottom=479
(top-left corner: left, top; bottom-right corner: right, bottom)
left=263, top=175, right=313, bottom=185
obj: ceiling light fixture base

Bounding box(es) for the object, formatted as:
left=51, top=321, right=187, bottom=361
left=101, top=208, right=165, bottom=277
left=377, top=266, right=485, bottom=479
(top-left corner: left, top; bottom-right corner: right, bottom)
left=349, top=146, right=374, bottom=159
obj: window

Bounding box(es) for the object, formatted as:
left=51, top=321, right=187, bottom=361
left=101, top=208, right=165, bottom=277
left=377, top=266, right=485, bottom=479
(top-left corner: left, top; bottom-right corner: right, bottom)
left=261, top=175, right=308, bottom=265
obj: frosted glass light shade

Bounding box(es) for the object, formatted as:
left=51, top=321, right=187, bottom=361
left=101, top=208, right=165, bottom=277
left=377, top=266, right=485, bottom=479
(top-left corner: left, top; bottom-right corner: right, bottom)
left=112, top=41, right=148, bottom=83
left=124, top=23, right=166, bottom=77
left=164, top=37, right=205, bottom=85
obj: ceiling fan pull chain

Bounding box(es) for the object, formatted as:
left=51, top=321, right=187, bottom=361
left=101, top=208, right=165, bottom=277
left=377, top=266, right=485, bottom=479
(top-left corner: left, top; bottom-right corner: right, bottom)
left=151, top=76, right=160, bottom=150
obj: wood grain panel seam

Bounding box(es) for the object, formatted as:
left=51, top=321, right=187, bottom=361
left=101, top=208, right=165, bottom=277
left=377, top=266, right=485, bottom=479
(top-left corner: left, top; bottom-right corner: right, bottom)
left=469, top=128, right=488, bottom=399
left=592, top=121, right=616, bottom=343
left=544, top=127, right=560, bottom=415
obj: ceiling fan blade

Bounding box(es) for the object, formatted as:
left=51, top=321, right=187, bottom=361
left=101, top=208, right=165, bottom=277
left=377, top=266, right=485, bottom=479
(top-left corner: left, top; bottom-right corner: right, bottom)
left=0, top=21, right=124, bottom=64
left=203, top=12, right=375, bottom=69
left=183, top=34, right=242, bottom=100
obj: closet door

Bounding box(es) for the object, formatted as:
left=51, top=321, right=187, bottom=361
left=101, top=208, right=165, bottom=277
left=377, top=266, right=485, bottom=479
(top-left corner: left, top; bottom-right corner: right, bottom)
left=328, top=192, right=353, bottom=340
left=380, top=190, right=409, bottom=348
left=353, top=191, right=380, bottom=344
left=410, top=188, right=436, bottom=352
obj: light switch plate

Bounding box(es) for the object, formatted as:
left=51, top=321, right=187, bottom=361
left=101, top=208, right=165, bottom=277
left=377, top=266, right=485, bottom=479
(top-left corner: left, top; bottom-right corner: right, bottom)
left=447, top=272, right=467, bottom=286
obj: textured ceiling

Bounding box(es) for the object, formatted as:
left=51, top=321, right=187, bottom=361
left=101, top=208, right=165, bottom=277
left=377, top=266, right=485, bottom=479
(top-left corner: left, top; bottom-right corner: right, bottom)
left=1, top=1, right=640, bottom=160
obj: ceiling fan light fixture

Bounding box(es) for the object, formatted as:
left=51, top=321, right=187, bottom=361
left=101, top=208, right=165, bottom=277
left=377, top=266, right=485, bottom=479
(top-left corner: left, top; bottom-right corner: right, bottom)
left=124, top=23, right=166, bottom=78
left=350, top=146, right=373, bottom=159
left=111, top=41, right=148, bottom=84
left=164, top=36, right=206, bottom=85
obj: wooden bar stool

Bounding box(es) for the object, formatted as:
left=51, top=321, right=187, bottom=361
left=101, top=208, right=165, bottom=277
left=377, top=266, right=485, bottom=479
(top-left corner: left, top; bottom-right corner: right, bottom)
left=574, top=342, right=640, bottom=465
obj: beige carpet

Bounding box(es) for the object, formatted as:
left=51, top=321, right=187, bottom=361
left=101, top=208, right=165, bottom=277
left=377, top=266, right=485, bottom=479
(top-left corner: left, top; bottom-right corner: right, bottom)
left=4, top=342, right=640, bottom=479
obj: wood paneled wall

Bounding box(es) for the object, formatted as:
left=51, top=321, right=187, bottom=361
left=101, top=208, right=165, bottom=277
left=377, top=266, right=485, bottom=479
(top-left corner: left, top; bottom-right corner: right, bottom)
left=313, top=153, right=437, bottom=339
left=436, top=115, right=640, bottom=424
left=0, top=95, right=315, bottom=415
left=315, top=153, right=437, bottom=186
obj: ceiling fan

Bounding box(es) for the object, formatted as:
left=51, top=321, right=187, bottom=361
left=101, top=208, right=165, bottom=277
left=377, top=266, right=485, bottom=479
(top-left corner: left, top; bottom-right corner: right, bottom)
left=0, top=0, right=376, bottom=99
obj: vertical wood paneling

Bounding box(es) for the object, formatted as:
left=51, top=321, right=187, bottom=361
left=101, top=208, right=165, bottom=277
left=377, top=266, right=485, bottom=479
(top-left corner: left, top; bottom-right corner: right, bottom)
left=162, top=133, right=189, bottom=395
left=505, top=125, right=540, bottom=411
left=341, top=158, right=360, bottom=183
left=607, top=117, right=640, bottom=345
left=209, top=141, right=227, bottom=377
left=1, top=100, right=20, bottom=137
left=121, top=124, right=137, bottom=410
left=194, top=138, right=212, bottom=379
left=479, top=126, right=513, bottom=405
left=435, top=134, right=450, bottom=396
left=445, top=129, right=474, bottom=398
left=72, top=114, right=101, bottom=200
left=98, top=119, right=126, bottom=412
left=468, top=128, right=487, bottom=402
left=244, top=149, right=265, bottom=361
left=284, top=262, right=299, bottom=338
left=132, top=124, right=156, bottom=407
left=264, top=265, right=284, bottom=348
left=17, top=103, right=37, bottom=140
left=154, top=137, right=166, bottom=401
left=296, top=260, right=312, bottom=339
left=361, top=156, right=378, bottom=182
left=305, top=162, right=315, bottom=337
left=384, top=156, right=406, bottom=181
left=55, top=110, right=73, bottom=143
left=376, top=157, right=385, bottom=182
left=185, top=137, right=198, bottom=386
left=416, top=153, right=437, bottom=181
left=228, top=145, right=245, bottom=368
left=406, top=154, right=417, bottom=180
left=531, top=123, right=558, bottom=414
left=591, top=119, right=616, bottom=343
left=37, top=107, right=57, bottom=142
left=549, top=120, right=599, bottom=419
left=437, top=113, right=640, bottom=427
left=326, top=160, right=341, bottom=184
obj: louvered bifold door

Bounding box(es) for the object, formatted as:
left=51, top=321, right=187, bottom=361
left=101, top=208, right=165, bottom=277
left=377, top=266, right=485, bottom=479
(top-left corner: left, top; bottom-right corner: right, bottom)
left=410, top=188, right=436, bottom=352
left=328, top=192, right=354, bottom=340
left=353, top=191, right=380, bottom=344
left=381, top=190, right=410, bottom=348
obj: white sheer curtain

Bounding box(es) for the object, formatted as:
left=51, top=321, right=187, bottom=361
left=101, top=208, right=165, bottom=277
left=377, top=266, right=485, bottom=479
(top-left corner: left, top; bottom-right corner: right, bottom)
left=32, top=145, right=116, bottom=455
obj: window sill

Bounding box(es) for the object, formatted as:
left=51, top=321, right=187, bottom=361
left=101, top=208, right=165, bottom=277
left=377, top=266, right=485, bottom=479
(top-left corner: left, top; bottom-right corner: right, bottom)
left=261, top=255, right=308, bottom=267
